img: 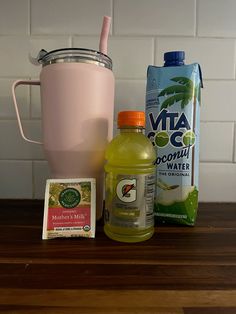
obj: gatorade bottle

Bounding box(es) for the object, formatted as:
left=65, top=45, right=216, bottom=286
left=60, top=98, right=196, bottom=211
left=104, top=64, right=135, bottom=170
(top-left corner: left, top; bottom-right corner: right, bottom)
left=104, top=111, right=156, bottom=243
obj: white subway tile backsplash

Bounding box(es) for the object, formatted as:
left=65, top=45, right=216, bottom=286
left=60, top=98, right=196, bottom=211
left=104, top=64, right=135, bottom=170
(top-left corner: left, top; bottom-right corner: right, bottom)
left=155, top=38, right=235, bottom=79
left=72, top=36, right=98, bottom=50
left=31, top=0, right=112, bottom=35
left=0, top=36, right=71, bottom=78
left=0, top=120, right=44, bottom=160
left=73, top=36, right=154, bottom=78
left=0, top=36, right=69, bottom=78
left=115, top=80, right=146, bottom=119
left=200, top=122, right=234, bottom=162
left=0, top=160, right=32, bottom=198
left=33, top=161, right=50, bottom=199
left=0, top=78, right=30, bottom=118
left=114, top=0, right=195, bottom=36
left=199, top=163, right=236, bottom=202
left=198, top=0, right=236, bottom=37
left=0, top=0, right=29, bottom=35
left=0, top=0, right=234, bottom=202
left=30, top=81, right=41, bottom=118
left=0, top=37, right=30, bottom=76
left=104, top=37, right=154, bottom=78
left=201, top=81, right=236, bottom=122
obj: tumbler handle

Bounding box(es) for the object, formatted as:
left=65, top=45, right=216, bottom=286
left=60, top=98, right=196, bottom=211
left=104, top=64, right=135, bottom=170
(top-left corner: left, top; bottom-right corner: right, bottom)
left=12, top=80, right=42, bottom=145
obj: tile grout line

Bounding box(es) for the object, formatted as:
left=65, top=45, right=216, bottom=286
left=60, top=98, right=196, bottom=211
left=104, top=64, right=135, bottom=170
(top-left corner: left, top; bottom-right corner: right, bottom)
left=57, top=33, right=236, bottom=39
left=153, top=37, right=157, bottom=65
left=32, top=160, right=35, bottom=199
left=195, top=0, right=198, bottom=37
left=232, top=122, right=236, bottom=162
left=234, top=39, right=236, bottom=80
left=29, top=0, right=31, bottom=35
left=69, top=35, right=73, bottom=48
left=1, top=33, right=236, bottom=40
left=0, top=159, right=45, bottom=162
left=29, top=79, right=32, bottom=119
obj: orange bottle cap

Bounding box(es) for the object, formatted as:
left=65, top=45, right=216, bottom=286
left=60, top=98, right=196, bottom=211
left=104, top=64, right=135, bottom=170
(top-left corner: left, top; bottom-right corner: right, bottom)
left=118, top=111, right=145, bottom=128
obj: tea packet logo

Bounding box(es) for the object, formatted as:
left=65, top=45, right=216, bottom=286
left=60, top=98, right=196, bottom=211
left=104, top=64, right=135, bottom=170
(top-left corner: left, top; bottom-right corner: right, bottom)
left=59, top=188, right=81, bottom=208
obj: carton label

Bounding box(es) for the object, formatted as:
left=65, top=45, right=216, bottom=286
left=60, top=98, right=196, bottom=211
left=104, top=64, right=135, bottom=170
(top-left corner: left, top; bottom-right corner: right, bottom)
left=146, top=63, right=202, bottom=225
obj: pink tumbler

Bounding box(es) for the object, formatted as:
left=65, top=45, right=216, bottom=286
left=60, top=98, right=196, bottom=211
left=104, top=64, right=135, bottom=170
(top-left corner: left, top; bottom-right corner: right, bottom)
left=12, top=48, right=114, bottom=219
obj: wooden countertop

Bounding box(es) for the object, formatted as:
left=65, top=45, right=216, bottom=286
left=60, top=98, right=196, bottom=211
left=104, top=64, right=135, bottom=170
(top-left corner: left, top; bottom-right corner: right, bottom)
left=0, top=200, right=235, bottom=313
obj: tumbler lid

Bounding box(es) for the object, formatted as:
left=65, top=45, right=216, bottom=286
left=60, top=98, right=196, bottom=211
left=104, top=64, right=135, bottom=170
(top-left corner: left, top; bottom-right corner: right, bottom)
left=36, top=48, right=112, bottom=70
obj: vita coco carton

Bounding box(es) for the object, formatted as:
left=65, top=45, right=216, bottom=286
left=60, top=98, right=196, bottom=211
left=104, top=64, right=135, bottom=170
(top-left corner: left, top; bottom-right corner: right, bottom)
left=145, top=51, right=203, bottom=225
left=42, top=178, right=96, bottom=239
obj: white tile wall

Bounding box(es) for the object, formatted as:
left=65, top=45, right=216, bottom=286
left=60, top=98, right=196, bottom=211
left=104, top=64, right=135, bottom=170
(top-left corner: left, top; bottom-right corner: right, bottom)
left=73, top=36, right=154, bottom=79
left=198, top=0, right=236, bottom=37
left=199, top=163, right=236, bottom=202
left=0, top=0, right=29, bottom=35
left=0, top=36, right=70, bottom=78
left=0, top=37, right=31, bottom=76
left=155, top=38, right=235, bottom=79
left=31, top=0, right=112, bottom=35
left=0, top=78, right=30, bottom=118
left=30, top=81, right=41, bottom=118
left=0, top=161, right=32, bottom=198
left=114, top=0, right=196, bottom=36
left=115, top=80, right=146, bottom=119
left=0, top=120, right=44, bottom=159
left=200, top=122, right=234, bottom=162
left=0, top=0, right=235, bottom=202
left=201, top=81, right=236, bottom=122
left=33, top=161, right=50, bottom=199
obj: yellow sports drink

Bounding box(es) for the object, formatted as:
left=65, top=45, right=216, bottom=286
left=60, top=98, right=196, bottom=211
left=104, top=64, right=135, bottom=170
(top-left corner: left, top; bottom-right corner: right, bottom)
left=104, top=111, right=156, bottom=242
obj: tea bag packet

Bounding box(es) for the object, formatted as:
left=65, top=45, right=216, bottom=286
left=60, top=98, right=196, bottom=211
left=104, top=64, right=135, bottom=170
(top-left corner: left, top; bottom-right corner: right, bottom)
left=42, top=179, right=96, bottom=239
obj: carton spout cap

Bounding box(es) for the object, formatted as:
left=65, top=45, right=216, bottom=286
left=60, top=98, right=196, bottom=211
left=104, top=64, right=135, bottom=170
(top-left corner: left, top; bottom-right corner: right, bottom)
left=164, top=51, right=185, bottom=67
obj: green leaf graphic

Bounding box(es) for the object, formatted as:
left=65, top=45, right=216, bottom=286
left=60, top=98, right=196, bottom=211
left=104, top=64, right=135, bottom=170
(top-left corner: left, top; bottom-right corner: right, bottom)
left=158, top=76, right=196, bottom=110
left=159, top=85, right=188, bottom=97
left=171, top=77, right=193, bottom=88
left=161, top=93, right=186, bottom=109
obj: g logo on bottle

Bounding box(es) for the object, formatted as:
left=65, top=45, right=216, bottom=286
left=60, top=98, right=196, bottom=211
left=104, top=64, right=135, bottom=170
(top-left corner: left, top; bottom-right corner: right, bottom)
left=116, top=179, right=137, bottom=203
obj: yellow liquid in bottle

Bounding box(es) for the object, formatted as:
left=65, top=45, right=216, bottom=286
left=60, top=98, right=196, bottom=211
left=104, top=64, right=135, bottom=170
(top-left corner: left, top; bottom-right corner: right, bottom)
left=104, top=128, right=156, bottom=243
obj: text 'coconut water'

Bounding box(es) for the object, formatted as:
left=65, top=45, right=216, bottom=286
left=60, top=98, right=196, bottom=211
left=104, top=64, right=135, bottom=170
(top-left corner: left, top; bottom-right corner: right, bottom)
left=146, top=51, right=203, bottom=225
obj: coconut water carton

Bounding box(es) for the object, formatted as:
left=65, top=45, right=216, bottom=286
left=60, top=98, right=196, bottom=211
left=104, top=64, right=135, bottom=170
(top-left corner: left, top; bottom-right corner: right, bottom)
left=145, top=51, right=203, bottom=225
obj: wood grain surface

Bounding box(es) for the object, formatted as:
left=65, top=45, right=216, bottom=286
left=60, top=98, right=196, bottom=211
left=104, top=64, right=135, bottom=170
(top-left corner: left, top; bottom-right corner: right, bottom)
left=0, top=200, right=235, bottom=313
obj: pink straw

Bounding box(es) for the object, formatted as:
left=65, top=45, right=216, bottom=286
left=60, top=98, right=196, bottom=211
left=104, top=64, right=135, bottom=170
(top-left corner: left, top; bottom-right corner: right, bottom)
left=99, top=16, right=111, bottom=55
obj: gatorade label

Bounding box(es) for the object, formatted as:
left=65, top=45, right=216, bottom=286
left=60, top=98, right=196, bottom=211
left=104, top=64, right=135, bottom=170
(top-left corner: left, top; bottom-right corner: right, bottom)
left=105, top=173, right=155, bottom=228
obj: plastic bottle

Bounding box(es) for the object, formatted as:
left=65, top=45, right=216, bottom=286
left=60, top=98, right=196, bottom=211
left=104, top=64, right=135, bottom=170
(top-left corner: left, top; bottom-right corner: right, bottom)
left=104, top=111, right=156, bottom=242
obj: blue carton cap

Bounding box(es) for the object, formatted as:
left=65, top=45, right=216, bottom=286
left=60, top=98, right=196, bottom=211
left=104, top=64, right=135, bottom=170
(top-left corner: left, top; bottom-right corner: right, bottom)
left=164, top=51, right=185, bottom=66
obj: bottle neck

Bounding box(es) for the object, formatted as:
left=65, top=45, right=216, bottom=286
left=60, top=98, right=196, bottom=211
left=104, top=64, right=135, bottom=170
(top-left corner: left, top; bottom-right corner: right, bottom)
left=164, top=60, right=185, bottom=67
left=119, top=126, right=144, bottom=133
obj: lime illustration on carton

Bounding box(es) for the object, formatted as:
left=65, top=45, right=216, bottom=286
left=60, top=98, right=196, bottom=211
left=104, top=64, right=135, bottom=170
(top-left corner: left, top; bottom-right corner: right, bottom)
left=145, top=51, right=203, bottom=225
